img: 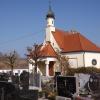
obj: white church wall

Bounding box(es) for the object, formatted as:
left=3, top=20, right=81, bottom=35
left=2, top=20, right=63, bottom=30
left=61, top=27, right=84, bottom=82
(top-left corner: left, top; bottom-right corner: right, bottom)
left=45, top=57, right=57, bottom=61
left=45, top=27, right=55, bottom=42
left=63, top=52, right=85, bottom=68
left=47, top=18, right=54, bottom=27
left=84, top=52, right=100, bottom=68
left=45, top=27, right=60, bottom=52
left=39, top=57, right=57, bottom=62
left=45, top=27, right=51, bottom=42
left=50, top=33, right=61, bottom=51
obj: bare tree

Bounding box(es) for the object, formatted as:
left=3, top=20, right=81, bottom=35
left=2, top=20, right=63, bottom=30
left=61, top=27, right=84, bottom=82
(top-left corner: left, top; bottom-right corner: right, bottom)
left=27, top=43, right=42, bottom=87
left=55, top=50, right=70, bottom=76
left=27, top=43, right=42, bottom=73
left=4, top=51, right=19, bottom=75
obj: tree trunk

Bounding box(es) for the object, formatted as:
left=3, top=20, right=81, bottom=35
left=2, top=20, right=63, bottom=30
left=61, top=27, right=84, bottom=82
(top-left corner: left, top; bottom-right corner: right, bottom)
left=11, top=66, right=14, bottom=82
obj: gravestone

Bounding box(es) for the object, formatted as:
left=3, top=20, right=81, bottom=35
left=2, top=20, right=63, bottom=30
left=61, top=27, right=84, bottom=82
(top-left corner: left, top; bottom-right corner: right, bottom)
left=29, top=72, right=41, bottom=90
left=0, top=81, right=20, bottom=100
left=57, top=76, right=77, bottom=98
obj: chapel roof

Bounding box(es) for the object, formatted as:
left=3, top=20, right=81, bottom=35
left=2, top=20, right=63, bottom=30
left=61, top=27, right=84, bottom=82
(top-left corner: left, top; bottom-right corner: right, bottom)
left=52, top=29, right=100, bottom=53
left=40, top=42, right=57, bottom=57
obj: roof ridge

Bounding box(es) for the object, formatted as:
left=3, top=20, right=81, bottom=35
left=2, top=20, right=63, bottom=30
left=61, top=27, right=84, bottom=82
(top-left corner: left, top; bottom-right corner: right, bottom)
left=55, top=28, right=67, bottom=33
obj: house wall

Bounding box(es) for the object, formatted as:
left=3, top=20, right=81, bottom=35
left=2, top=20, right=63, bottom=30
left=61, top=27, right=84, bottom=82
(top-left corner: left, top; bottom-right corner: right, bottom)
left=63, top=52, right=84, bottom=68
left=84, top=52, right=100, bottom=68
left=0, top=68, right=28, bottom=75
left=63, top=52, right=100, bottom=68
left=45, top=27, right=55, bottom=42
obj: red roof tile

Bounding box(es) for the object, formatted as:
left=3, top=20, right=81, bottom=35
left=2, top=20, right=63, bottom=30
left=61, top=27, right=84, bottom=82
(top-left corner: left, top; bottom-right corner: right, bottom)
left=52, top=29, right=100, bottom=52
left=40, top=42, right=57, bottom=57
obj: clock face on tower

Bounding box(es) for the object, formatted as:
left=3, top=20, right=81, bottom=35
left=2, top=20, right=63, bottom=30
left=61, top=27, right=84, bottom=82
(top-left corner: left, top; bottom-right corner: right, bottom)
left=92, top=59, right=97, bottom=65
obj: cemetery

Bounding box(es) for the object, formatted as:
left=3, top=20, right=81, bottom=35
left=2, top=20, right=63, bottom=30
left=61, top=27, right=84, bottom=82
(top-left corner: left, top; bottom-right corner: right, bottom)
left=0, top=1, right=100, bottom=100
left=0, top=69, right=100, bottom=100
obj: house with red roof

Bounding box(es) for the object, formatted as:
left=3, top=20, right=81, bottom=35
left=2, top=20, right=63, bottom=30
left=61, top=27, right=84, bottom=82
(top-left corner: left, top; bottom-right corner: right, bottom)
left=29, top=6, right=100, bottom=76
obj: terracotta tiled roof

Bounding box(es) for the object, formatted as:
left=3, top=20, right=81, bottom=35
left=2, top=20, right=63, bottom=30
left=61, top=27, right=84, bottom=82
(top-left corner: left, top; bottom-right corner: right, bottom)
left=52, top=29, right=100, bottom=53
left=40, top=42, right=57, bottom=57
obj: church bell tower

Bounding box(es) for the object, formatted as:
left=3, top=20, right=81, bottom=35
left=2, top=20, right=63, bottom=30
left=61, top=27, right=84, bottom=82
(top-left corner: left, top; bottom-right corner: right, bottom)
left=46, top=4, right=55, bottom=27
left=45, top=1, right=55, bottom=43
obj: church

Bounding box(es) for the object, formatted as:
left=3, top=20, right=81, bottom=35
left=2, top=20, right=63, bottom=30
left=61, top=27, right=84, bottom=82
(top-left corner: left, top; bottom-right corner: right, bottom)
left=28, top=6, right=100, bottom=77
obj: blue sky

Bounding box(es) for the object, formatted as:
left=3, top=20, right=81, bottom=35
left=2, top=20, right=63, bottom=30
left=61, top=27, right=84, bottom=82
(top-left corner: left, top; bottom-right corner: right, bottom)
left=0, top=0, right=100, bottom=57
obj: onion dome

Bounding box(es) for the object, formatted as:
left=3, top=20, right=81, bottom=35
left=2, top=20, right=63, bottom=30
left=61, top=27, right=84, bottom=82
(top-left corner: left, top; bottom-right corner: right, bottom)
left=46, top=5, right=55, bottom=19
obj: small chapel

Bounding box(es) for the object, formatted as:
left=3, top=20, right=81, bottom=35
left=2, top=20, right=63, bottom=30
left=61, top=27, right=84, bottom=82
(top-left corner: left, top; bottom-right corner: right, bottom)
left=28, top=5, right=100, bottom=77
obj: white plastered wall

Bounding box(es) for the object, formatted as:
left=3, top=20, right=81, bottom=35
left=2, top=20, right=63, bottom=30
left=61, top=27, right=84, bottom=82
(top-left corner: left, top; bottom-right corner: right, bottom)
left=45, top=27, right=61, bottom=51
left=62, top=52, right=85, bottom=68
left=84, top=52, right=100, bottom=68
